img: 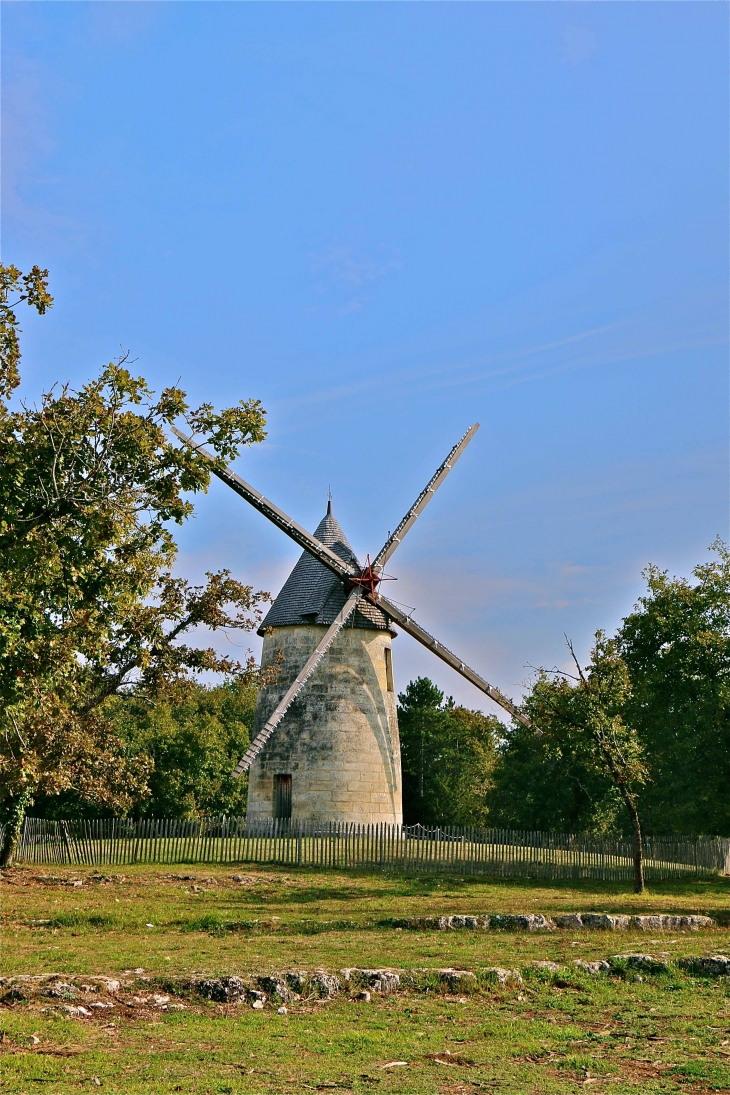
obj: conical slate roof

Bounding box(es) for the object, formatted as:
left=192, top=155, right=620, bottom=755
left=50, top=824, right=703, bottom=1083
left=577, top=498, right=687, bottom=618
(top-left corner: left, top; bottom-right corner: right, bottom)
left=257, top=504, right=393, bottom=635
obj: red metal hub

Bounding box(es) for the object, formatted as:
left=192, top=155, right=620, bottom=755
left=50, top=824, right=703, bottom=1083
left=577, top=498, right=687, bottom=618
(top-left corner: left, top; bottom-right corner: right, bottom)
left=346, top=556, right=393, bottom=601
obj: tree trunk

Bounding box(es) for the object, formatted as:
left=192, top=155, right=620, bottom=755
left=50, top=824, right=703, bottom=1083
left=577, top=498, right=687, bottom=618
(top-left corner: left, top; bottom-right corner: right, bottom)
left=618, top=787, right=645, bottom=894
left=0, top=787, right=34, bottom=868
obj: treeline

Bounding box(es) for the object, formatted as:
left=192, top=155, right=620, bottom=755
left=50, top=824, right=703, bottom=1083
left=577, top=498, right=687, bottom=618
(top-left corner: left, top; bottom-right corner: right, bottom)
left=35, top=539, right=730, bottom=838
left=400, top=544, right=730, bottom=839
left=33, top=681, right=258, bottom=821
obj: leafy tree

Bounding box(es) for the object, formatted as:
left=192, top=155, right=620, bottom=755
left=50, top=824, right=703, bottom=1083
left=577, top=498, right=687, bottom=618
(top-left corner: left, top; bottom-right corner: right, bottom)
left=489, top=544, right=730, bottom=849
left=487, top=722, right=622, bottom=836
left=398, top=677, right=499, bottom=826
left=0, top=264, right=269, bottom=864
left=618, top=541, right=730, bottom=836
left=515, top=634, right=648, bottom=892
left=34, top=680, right=257, bottom=820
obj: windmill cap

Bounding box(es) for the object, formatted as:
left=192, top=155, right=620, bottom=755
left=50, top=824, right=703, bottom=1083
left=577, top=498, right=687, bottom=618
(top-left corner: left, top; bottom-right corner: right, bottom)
left=258, top=509, right=394, bottom=635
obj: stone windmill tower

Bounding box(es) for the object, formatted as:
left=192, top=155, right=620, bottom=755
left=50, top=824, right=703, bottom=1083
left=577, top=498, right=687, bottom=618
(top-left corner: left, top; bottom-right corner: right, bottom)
left=246, top=503, right=401, bottom=825
left=173, top=424, right=531, bottom=826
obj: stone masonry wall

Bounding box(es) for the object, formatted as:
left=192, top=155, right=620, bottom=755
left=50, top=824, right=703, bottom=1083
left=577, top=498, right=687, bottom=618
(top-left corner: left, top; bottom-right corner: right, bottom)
left=246, top=625, right=402, bottom=825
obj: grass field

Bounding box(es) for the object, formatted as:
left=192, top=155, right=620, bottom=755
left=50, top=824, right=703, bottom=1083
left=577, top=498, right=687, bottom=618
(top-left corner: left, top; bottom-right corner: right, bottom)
left=2, top=864, right=729, bottom=1094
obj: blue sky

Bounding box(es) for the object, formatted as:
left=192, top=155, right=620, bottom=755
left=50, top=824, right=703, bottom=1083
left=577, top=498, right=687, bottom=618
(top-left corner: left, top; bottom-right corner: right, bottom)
left=3, top=2, right=728, bottom=715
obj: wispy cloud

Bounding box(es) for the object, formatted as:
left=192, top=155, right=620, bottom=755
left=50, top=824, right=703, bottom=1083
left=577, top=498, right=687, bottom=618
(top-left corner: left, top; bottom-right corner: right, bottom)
left=310, top=245, right=401, bottom=288
left=277, top=290, right=726, bottom=415
left=307, top=244, right=402, bottom=315
left=559, top=25, right=598, bottom=66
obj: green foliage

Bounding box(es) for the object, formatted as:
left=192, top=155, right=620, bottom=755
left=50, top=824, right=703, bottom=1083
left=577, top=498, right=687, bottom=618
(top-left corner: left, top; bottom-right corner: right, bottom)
left=398, top=677, right=499, bottom=826
left=0, top=263, right=53, bottom=399
left=121, top=679, right=256, bottom=818
left=487, top=722, right=623, bottom=835
left=0, top=264, right=268, bottom=858
left=34, top=680, right=257, bottom=820
left=619, top=539, right=730, bottom=835
left=489, top=543, right=730, bottom=839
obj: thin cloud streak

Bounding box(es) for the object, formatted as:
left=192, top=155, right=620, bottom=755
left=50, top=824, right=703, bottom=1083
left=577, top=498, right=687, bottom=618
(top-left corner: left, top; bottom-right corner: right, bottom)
left=275, top=308, right=724, bottom=415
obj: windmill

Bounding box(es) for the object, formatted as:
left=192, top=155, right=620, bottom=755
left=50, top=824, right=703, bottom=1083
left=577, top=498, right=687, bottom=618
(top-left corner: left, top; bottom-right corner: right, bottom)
left=173, top=423, right=530, bottom=826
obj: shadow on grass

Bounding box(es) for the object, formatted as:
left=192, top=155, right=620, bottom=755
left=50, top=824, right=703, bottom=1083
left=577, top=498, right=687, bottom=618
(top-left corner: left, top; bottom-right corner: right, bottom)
left=221, top=866, right=730, bottom=911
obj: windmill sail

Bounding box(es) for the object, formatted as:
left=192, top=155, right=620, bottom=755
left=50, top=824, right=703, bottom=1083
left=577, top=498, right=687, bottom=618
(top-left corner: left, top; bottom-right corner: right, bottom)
left=372, top=423, right=479, bottom=572
left=171, top=428, right=355, bottom=582
left=173, top=420, right=533, bottom=778
left=373, top=591, right=532, bottom=728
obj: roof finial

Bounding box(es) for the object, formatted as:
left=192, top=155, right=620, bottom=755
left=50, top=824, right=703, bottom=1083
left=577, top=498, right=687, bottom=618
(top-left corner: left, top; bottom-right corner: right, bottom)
left=327, top=485, right=332, bottom=516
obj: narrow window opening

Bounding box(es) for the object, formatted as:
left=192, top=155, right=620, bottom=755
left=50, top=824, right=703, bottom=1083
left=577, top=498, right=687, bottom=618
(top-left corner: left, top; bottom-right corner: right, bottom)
left=384, top=646, right=394, bottom=692
left=273, top=774, right=292, bottom=820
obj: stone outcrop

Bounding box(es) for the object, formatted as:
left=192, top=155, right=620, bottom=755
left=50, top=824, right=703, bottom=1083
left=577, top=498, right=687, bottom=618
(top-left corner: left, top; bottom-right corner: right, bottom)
left=633, top=914, right=714, bottom=931
left=610, top=954, right=671, bottom=973
left=389, top=910, right=716, bottom=931
left=573, top=960, right=611, bottom=974
left=3, top=953, right=729, bottom=1017
left=677, top=954, right=730, bottom=977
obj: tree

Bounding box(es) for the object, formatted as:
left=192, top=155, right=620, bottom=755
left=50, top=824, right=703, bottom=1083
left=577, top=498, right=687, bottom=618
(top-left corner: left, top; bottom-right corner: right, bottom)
left=398, top=677, right=499, bottom=827
left=33, top=679, right=258, bottom=820
left=121, top=680, right=257, bottom=818
left=487, top=721, right=622, bottom=836
left=618, top=541, right=730, bottom=836
left=520, top=634, right=648, bottom=893
left=0, top=264, right=269, bottom=864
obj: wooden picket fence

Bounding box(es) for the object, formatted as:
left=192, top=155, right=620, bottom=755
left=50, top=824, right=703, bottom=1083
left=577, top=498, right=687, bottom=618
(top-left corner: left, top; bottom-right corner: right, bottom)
left=8, top=817, right=730, bottom=882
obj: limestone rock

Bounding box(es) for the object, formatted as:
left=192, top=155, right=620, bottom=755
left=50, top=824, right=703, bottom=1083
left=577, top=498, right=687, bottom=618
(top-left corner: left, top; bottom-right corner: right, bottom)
left=677, top=955, right=730, bottom=978
left=489, top=914, right=555, bottom=932
left=633, top=914, right=714, bottom=931
left=341, top=969, right=400, bottom=994
left=284, top=971, right=310, bottom=995
left=573, top=960, right=611, bottom=974
left=553, top=914, right=583, bottom=930
left=309, top=972, right=341, bottom=998
left=195, top=976, right=247, bottom=1002
left=611, top=954, right=670, bottom=973
left=437, top=969, right=479, bottom=990
left=580, top=913, right=630, bottom=930
left=46, top=982, right=77, bottom=999
left=482, top=967, right=522, bottom=986
left=256, top=975, right=289, bottom=1001
left=450, top=915, right=482, bottom=929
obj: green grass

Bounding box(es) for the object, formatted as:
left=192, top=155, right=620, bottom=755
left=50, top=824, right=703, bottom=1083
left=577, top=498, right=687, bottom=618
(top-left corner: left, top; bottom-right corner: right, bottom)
left=2, top=864, right=729, bottom=1093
